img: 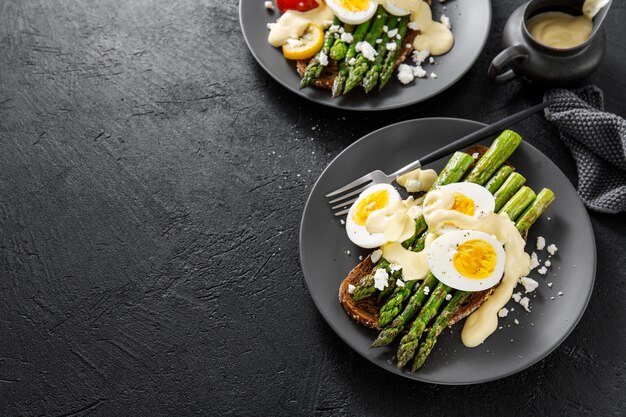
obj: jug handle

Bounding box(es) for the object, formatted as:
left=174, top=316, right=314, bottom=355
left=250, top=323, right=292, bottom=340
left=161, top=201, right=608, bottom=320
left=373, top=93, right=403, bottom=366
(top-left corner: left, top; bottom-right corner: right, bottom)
left=488, top=44, right=529, bottom=84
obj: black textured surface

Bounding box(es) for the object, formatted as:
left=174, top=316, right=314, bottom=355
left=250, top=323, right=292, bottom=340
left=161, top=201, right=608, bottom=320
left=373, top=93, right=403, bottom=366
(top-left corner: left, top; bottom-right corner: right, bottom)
left=0, top=0, right=624, bottom=416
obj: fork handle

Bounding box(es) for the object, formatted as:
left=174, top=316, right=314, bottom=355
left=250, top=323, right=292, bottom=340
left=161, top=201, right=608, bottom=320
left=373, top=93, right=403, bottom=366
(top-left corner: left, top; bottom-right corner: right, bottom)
left=410, top=101, right=554, bottom=170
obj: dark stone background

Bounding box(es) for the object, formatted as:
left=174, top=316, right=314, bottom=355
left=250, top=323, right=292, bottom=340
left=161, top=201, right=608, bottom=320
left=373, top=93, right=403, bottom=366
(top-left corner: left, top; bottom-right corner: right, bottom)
left=1, top=0, right=624, bottom=415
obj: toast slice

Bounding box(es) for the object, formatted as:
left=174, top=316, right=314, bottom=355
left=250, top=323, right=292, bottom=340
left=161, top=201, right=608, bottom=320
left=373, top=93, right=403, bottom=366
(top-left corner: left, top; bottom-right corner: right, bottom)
left=338, top=145, right=515, bottom=330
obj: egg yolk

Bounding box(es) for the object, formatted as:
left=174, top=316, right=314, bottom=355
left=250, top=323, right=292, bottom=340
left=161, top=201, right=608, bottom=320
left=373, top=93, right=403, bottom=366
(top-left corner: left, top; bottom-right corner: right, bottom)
left=353, top=190, right=389, bottom=226
left=336, top=0, right=370, bottom=12
left=451, top=193, right=475, bottom=216
left=453, top=239, right=497, bottom=279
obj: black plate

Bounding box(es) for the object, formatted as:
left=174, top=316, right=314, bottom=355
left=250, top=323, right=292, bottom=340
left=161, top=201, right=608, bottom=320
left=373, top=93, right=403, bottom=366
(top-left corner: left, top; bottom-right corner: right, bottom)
left=239, top=0, right=491, bottom=111
left=299, top=118, right=596, bottom=384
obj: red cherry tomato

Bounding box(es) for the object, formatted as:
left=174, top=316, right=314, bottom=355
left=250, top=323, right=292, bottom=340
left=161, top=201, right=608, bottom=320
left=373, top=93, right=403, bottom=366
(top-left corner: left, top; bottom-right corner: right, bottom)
left=276, top=0, right=319, bottom=13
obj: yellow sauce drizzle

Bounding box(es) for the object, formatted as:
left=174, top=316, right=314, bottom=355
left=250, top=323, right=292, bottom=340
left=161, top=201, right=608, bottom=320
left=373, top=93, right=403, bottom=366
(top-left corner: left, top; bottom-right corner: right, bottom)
left=268, top=1, right=334, bottom=47
left=396, top=168, right=437, bottom=193
left=410, top=1, right=454, bottom=55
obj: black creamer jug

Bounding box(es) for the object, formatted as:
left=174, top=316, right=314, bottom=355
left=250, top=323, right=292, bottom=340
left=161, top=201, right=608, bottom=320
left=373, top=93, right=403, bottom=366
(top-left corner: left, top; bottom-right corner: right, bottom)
left=489, top=0, right=609, bottom=85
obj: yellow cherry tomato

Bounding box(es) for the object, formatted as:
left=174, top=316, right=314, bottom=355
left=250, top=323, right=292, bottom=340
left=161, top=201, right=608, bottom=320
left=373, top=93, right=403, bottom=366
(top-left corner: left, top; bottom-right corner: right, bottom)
left=282, top=24, right=325, bottom=60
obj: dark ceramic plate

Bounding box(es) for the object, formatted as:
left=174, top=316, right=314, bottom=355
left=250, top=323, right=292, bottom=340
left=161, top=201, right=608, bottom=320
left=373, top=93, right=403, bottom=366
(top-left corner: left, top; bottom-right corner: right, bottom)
left=239, top=0, right=491, bottom=111
left=299, top=118, right=596, bottom=384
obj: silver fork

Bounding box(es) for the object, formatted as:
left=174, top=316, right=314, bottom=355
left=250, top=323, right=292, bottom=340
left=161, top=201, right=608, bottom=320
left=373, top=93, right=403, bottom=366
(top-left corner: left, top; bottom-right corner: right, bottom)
left=325, top=101, right=553, bottom=216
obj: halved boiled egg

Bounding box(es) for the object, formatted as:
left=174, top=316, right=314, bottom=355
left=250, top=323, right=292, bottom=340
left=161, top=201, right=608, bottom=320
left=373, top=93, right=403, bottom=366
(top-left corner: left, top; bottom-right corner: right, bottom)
left=436, top=182, right=495, bottom=232
left=345, top=184, right=402, bottom=248
left=427, top=230, right=506, bottom=292
left=326, top=0, right=378, bottom=25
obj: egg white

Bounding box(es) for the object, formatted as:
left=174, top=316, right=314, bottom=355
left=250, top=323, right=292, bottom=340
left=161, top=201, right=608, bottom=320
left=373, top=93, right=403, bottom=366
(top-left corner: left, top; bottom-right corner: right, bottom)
left=383, top=0, right=412, bottom=16
left=345, top=183, right=401, bottom=249
left=427, top=230, right=506, bottom=292
left=326, top=0, right=379, bottom=25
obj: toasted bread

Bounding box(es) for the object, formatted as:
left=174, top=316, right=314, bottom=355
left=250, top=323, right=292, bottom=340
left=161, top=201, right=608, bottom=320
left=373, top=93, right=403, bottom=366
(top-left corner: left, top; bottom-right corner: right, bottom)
left=338, top=145, right=516, bottom=330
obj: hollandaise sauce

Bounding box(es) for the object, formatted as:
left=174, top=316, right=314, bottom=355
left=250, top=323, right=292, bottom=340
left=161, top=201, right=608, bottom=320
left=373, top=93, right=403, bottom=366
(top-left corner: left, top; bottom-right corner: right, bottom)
left=407, top=0, right=454, bottom=55
left=268, top=1, right=333, bottom=47
left=526, top=0, right=608, bottom=49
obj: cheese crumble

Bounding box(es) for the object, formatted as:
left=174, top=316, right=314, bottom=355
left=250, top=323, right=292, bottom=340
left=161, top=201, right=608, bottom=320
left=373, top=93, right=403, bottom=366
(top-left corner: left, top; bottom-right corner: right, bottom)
left=340, top=32, right=353, bottom=44
left=536, top=236, right=546, bottom=250
left=355, top=41, right=377, bottom=61
left=373, top=268, right=389, bottom=291
left=547, top=244, right=558, bottom=255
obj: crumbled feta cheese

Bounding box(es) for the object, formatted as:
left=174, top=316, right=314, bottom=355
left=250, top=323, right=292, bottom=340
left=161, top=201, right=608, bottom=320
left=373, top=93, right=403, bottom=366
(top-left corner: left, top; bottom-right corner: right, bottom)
left=408, top=21, right=418, bottom=30
left=547, top=282, right=553, bottom=288
left=346, top=250, right=350, bottom=255
left=318, top=51, right=329, bottom=67
left=514, top=319, right=520, bottom=325
left=412, top=49, right=430, bottom=65
left=348, top=284, right=355, bottom=294
left=558, top=291, right=564, bottom=296
left=339, top=27, right=345, bottom=34
left=386, top=42, right=397, bottom=52
left=328, top=24, right=340, bottom=33
left=547, top=244, right=558, bottom=255
left=389, top=263, right=402, bottom=273
left=340, top=219, right=345, bottom=225
left=387, top=28, right=398, bottom=38
left=266, top=22, right=276, bottom=30
left=396, top=279, right=405, bottom=287
left=430, top=72, right=438, bottom=79
left=519, top=277, right=539, bottom=293
left=530, top=252, right=540, bottom=270
left=440, top=14, right=451, bottom=29
left=537, top=266, right=548, bottom=275
left=429, top=57, right=435, bottom=64
left=348, top=57, right=357, bottom=65
left=375, top=38, right=382, bottom=44
left=472, top=152, right=479, bottom=159
left=512, top=292, right=522, bottom=303
left=397, top=64, right=415, bottom=84
left=423, top=286, right=430, bottom=295
left=413, top=65, right=427, bottom=78
left=445, top=294, right=452, bottom=301
left=382, top=25, right=389, bottom=33
left=544, top=260, right=551, bottom=267
left=355, top=41, right=377, bottom=61
left=536, top=236, right=546, bottom=250
left=396, top=34, right=401, bottom=40
left=373, top=268, right=389, bottom=291
left=340, top=32, right=353, bottom=44
left=264, top=1, right=274, bottom=9
left=498, top=307, right=509, bottom=318
left=405, top=43, right=411, bottom=48
left=358, top=255, right=363, bottom=261
left=371, top=249, right=382, bottom=264
left=519, top=297, right=531, bottom=312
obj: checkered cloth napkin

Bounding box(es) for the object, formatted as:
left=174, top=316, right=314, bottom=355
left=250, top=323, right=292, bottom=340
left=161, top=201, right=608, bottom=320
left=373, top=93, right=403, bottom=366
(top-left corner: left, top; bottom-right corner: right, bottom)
left=544, top=86, right=626, bottom=213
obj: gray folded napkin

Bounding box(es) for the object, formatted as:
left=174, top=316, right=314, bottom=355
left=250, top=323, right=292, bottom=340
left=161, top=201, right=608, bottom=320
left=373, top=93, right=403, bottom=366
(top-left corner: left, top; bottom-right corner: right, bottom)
left=544, top=86, right=626, bottom=213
